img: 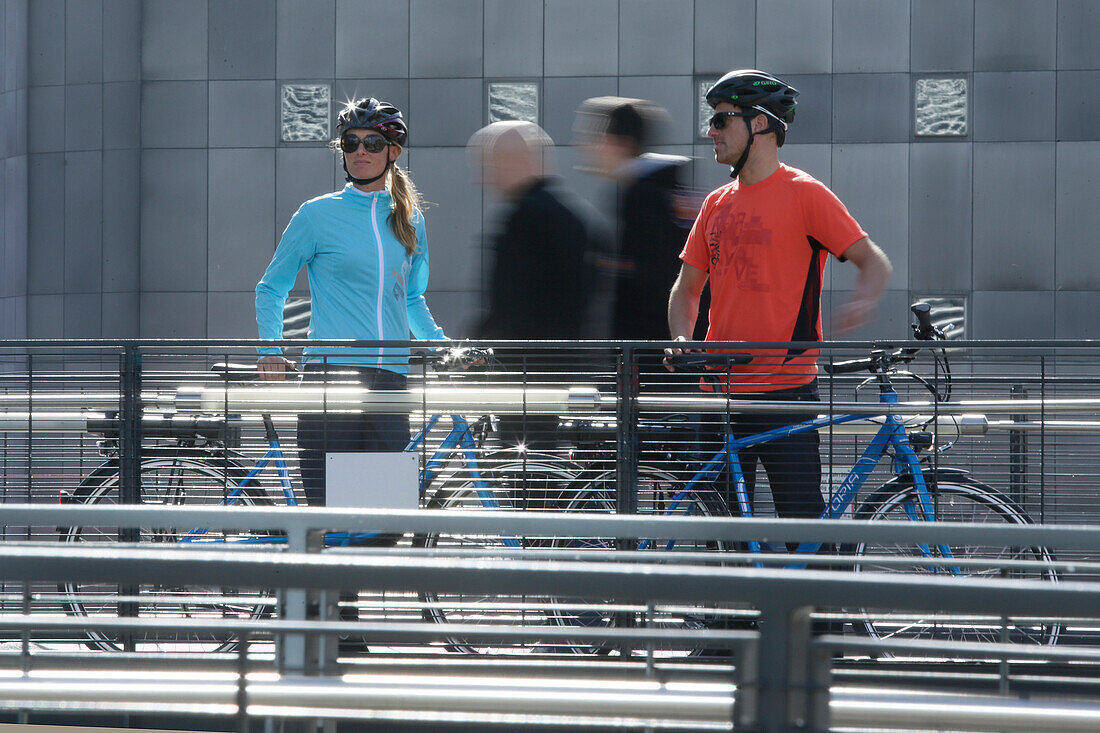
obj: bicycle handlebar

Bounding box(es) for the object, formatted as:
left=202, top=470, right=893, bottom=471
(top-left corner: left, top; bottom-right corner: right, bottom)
left=822, top=302, right=945, bottom=376
left=664, top=352, right=753, bottom=372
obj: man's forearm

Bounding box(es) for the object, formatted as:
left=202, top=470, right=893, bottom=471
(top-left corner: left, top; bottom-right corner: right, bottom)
left=668, top=287, right=701, bottom=341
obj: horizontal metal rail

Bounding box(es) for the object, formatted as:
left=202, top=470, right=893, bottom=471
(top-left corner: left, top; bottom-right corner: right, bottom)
left=10, top=504, right=1100, bottom=552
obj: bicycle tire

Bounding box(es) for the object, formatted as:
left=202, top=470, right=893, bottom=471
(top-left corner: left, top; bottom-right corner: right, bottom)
left=850, top=471, right=1060, bottom=647
left=546, top=468, right=736, bottom=657
left=59, top=453, right=279, bottom=654
left=412, top=453, right=579, bottom=655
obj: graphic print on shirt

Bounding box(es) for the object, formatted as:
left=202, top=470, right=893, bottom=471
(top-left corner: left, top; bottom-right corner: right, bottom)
left=707, top=206, right=771, bottom=292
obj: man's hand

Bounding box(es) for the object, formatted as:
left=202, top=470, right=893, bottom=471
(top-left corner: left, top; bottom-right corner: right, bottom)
left=832, top=296, right=876, bottom=335
left=663, top=336, right=697, bottom=371
left=257, top=355, right=296, bottom=381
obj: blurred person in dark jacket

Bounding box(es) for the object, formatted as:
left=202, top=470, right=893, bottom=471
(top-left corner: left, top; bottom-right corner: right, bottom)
left=468, top=121, right=606, bottom=447
left=574, top=97, right=709, bottom=343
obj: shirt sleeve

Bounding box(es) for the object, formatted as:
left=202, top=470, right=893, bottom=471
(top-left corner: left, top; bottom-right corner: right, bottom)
left=405, top=211, right=447, bottom=340
left=255, top=204, right=315, bottom=355
left=679, top=189, right=719, bottom=272
left=799, top=179, right=868, bottom=259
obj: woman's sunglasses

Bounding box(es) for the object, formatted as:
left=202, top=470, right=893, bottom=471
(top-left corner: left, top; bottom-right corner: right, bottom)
left=340, top=133, right=389, bottom=154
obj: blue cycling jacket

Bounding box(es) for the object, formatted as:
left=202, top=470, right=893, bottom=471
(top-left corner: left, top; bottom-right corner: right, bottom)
left=255, top=183, right=446, bottom=374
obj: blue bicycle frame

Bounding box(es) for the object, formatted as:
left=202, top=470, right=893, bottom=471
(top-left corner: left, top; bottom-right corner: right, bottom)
left=181, top=413, right=518, bottom=547
left=645, top=391, right=955, bottom=567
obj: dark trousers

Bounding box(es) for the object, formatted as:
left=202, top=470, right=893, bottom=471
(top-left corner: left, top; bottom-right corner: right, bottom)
left=709, top=379, right=824, bottom=520
left=296, top=364, right=409, bottom=508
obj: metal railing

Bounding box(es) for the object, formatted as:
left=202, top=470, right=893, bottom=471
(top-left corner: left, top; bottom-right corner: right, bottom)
left=1, top=505, right=1100, bottom=732
left=2, top=338, right=1100, bottom=730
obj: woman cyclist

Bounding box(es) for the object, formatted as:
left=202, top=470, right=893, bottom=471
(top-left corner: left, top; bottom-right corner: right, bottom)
left=255, top=97, right=447, bottom=508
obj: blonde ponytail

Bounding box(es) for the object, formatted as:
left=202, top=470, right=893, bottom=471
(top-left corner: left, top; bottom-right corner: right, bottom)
left=388, top=164, right=423, bottom=256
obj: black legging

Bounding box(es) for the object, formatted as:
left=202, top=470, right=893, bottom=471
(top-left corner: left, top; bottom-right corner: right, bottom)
left=296, top=364, right=409, bottom=508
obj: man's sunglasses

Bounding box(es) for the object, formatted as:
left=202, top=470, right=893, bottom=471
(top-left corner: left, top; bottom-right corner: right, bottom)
left=707, top=110, right=758, bottom=130
left=340, top=133, right=390, bottom=154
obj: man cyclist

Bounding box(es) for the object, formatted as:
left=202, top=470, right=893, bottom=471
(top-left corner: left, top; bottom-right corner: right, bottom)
left=667, top=69, right=892, bottom=522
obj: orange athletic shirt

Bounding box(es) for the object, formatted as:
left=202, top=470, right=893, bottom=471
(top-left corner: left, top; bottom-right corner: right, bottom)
left=680, top=164, right=867, bottom=392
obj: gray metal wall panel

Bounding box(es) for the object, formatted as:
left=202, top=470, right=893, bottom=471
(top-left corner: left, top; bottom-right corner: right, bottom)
left=275, top=0, right=335, bottom=79
left=26, top=153, right=64, bottom=295
left=909, top=142, right=973, bottom=292
left=141, top=0, right=208, bottom=81
left=973, top=143, right=1055, bottom=290
left=972, top=290, right=1055, bottom=338
left=209, top=0, right=277, bottom=81
left=757, top=0, right=833, bottom=74
left=209, top=81, right=277, bottom=148
left=102, top=148, right=139, bottom=293
left=832, top=73, right=909, bottom=143
left=64, top=83, right=102, bottom=151
left=64, top=0, right=103, bottom=85
left=406, top=146, right=481, bottom=293
left=27, top=85, right=63, bottom=153
left=103, top=81, right=139, bottom=150
left=141, top=81, right=209, bottom=148
left=484, top=0, right=543, bottom=78
left=140, top=291, right=208, bottom=337
left=140, top=149, right=208, bottom=292
left=544, top=0, right=618, bottom=77
left=410, top=0, right=483, bottom=79
left=619, top=0, right=694, bottom=76
left=208, top=148, right=276, bottom=292
left=830, top=143, right=909, bottom=290
left=972, top=72, right=1056, bottom=142
left=336, top=0, right=410, bottom=79
left=693, top=0, right=754, bottom=74
left=974, top=0, right=1056, bottom=71
left=28, top=0, right=64, bottom=86
left=911, top=0, right=974, bottom=72
left=102, top=0, right=140, bottom=83
left=1055, top=141, right=1100, bottom=291
left=409, top=78, right=482, bottom=146
left=62, top=150, right=102, bottom=293
left=1056, top=70, right=1100, bottom=142
left=833, top=0, right=910, bottom=74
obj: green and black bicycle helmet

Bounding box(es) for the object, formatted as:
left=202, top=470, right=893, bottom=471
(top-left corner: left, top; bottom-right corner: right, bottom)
left=335, top=97, right=408, bottom=185
left=706, top=70, right=799, bottom=176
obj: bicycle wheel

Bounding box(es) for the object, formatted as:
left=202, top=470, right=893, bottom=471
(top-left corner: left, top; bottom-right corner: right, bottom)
left=59, top=454, right=279, bottom=653
left=851, top=471, right=1060, bottom=647
left=547, top=468, right=735, bottom=656
left=413, top=453, right=578, bottom=655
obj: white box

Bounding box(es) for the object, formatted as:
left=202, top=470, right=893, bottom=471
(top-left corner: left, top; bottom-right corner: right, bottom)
left=325, top=452, right=420, bottom=509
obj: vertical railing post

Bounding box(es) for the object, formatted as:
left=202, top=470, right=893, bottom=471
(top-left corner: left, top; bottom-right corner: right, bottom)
left=118, top=345, right=142, bottom=653
left=614, top=346, right=640, bottom=655
left=119, top=345, right=143, bottom=509
left=616, top=345, right=639, bottom=518
left=1009, top=384, right=1028, bottom=508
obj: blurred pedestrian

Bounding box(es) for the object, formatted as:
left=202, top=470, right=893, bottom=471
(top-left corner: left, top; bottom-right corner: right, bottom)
left=575, top=97, right=708, bottom=342
left=468, top=120, right=606, bottom=447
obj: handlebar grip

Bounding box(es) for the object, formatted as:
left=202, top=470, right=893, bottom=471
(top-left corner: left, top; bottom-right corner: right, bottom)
left=911, top=302, right=936, bottom=340
left=821, top=358, right=873, bottom=375
left=667, top=352, right=752, bottom=371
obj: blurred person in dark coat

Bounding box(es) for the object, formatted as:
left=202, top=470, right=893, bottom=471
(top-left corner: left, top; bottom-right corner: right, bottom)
left=574, top=97, right=708, bottom=343
left=468, top=121, right=606, bottom=447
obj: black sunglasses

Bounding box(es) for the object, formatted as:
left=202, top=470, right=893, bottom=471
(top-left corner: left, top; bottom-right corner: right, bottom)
left=340, top=132, right=389, bottom=154
left=708, top=110, right=757, bottom=130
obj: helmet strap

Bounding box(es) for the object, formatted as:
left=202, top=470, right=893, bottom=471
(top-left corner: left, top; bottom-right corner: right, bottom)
left=728, top=116, right=756, bottom=179
left=343, top=153, right=393, bottom=186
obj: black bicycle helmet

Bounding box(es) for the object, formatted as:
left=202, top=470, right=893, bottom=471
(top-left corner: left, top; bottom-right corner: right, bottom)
left=335, top=98, right=407, bottom=185
left=335, top=97, right=408, bottom=146
left=705, top=70, right=798, bottom=177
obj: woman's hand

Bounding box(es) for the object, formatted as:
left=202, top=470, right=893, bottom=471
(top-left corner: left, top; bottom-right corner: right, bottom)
left=258, top=355, right=296, bottom=381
